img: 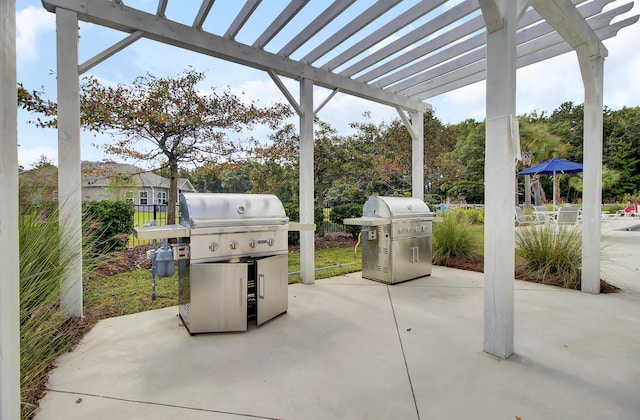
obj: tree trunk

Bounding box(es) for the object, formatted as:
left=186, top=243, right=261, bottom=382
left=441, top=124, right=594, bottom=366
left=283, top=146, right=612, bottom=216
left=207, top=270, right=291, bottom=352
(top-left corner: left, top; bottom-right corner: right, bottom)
left=168, top=160, right=179, bottom=225
left=524, top=175, right=532, bottom=208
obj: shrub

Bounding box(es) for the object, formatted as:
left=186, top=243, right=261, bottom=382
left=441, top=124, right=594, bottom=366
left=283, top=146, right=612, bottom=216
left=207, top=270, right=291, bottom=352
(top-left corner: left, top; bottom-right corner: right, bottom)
left=432, top=212, right=479, bottom=264
left=282, top=203, right=325, bottom=244
left=330, top=203, right=363, bottom=238
left=84, top=200, right=135, bottom=253
left=515, top=225, right=582, bottom=289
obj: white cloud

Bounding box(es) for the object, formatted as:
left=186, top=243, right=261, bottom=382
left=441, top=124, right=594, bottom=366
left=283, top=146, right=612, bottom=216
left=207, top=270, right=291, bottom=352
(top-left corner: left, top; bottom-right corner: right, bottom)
left=18, top=145, right=57, bottom=169
left=16, top=5, right=55, bottom=60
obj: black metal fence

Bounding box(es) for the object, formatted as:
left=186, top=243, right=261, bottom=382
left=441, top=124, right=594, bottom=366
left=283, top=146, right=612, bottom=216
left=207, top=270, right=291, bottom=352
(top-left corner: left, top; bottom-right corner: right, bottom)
left=129, top=203, right=351, bottom=248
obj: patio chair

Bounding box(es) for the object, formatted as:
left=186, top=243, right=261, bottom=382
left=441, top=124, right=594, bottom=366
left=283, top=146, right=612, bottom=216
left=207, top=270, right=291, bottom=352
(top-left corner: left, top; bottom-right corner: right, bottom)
left=514, top=206, right=534, bottom=226
left=533, top=206, right=553, bottom=224
left=615, top=204, right=638, bottom=218
left=552, top=207, right=581, bottom=227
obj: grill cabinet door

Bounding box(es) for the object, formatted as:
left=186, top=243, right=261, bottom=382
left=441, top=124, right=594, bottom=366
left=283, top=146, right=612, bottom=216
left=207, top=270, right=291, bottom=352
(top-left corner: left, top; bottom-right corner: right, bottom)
left=189, top=262, right=248, bottom=333
left=257, top=254, right=288, bottom=325
left=391, top=236, right=432, bottom=282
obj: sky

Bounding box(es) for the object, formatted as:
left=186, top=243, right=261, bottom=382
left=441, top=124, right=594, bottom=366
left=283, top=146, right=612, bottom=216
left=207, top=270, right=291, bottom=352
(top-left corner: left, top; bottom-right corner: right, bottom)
left=15, top=0, right=640, bottom=169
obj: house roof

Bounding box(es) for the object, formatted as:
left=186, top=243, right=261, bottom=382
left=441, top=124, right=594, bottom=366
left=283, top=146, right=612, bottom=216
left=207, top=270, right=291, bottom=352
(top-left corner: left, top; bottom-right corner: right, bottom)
left=82, top=161, right=196, bottom=191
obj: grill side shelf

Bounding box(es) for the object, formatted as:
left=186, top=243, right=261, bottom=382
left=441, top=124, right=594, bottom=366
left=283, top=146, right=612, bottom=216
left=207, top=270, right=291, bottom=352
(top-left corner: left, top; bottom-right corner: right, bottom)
left=134, top=224, right=191, bottom=240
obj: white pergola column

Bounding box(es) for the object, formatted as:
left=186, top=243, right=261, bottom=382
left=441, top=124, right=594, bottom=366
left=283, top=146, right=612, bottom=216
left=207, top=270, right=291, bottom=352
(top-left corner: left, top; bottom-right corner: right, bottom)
left=396, top=108, right=425, bottom=200
left=579, top=51, right=604, bottom=294
left=411, top=111, right=424, bottom=199
left=56, top=8, right=83, bottom=318
left=482, top=0, right=516, bottom=359
left=299, top=78, right=315, bottom=285
left=1, top=1, right=21, bottom=417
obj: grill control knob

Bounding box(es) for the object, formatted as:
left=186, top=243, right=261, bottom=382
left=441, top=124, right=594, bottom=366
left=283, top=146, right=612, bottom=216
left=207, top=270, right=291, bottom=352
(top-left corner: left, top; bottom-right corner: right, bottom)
left=267, top=238, right=274, bottom=247
left=229, top=240, right=239, bottom=250
left=249, top=239, right=256, bottom=248
left=209, top=242, right=219, bottom=252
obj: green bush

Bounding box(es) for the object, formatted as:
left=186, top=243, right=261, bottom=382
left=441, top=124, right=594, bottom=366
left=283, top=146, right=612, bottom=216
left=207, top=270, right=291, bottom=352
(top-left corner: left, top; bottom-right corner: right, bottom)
left=330, top=203, right=363, bottom=238
left=432, top=212, right=478, bottom=264
left=84, top=200, right=135, bottom=253
left=515, top=225, right=582, bottom=289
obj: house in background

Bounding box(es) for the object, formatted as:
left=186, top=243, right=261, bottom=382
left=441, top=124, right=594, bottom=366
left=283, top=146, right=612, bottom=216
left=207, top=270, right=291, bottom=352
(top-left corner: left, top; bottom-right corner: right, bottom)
left=82, top=161, right=196, bottom=206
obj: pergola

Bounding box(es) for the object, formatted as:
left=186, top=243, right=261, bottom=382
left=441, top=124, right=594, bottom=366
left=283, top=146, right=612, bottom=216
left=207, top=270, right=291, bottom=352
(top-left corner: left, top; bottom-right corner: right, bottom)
left=1, top=0, right=637, bottom=416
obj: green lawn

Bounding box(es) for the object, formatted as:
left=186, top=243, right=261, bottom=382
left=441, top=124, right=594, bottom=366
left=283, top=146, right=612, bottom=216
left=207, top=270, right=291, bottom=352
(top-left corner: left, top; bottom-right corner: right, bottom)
left=85, top=246, right=362, bottom=321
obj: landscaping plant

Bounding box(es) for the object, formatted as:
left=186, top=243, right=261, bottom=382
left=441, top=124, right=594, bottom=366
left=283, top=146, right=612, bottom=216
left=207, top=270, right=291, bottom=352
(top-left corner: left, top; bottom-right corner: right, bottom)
left=515, top=224, right=582, bottom=289
left=432, top=212, right=479, bottom=265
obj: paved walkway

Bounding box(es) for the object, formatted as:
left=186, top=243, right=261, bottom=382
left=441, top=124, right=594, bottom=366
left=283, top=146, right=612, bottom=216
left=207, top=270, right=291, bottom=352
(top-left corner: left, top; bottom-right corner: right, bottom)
left=35, top=219, right=640, bottom=419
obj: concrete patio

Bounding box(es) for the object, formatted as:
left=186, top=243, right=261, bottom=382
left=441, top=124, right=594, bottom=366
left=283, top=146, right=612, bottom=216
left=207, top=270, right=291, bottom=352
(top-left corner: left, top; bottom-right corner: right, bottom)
left=35, top=219, right=640, bottom=419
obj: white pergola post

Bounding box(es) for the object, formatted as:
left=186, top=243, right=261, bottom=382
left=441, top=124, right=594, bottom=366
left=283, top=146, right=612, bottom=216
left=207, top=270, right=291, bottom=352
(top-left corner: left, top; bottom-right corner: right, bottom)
left=56, top=8, right=83, bottom=318
left=396, top=108, right=425, bottom=200
left=299, top=78, right=315, bottom=285
left=482, top=0, right=516, bottom=359
left=411, top=111, right=424, bottom=199
left=579, top=52, right=604, bottom=294
left=1, top=1, right=21, bottom=417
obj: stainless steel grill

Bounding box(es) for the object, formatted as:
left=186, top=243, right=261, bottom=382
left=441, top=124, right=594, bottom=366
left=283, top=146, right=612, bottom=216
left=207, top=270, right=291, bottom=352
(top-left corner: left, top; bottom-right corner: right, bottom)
left=134, top=193, right=289, bottom=334
left=345, top=196, right=434, bottom=284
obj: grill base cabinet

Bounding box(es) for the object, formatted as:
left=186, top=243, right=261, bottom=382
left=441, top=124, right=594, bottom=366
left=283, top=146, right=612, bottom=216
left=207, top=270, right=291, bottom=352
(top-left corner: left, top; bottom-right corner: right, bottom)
left=133, top=193, right=290, bottom=335
left=362, top=226, right=432, bottom=284
left=179, top=254, right=288, bottom=334
left=345, top=196, right=434, bottom=284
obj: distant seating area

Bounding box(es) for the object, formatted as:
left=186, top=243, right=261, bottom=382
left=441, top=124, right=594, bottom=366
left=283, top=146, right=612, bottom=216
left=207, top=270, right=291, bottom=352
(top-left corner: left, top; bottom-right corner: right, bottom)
left=515, top=205, right=583, bottom=228
left=616, top=204, right=640, bottom=218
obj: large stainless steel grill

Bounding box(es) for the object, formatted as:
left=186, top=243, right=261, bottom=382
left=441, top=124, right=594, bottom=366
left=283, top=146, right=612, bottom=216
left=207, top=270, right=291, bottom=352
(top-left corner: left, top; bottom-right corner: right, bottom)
left=345, top=196, right=434, bottom=284
left=134, top=193, right=289, bottom=334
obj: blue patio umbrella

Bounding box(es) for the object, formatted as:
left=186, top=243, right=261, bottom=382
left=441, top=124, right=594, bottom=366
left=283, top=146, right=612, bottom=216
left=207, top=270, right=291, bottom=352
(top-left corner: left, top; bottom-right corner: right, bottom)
left=518, top=158, right=584, bottom=206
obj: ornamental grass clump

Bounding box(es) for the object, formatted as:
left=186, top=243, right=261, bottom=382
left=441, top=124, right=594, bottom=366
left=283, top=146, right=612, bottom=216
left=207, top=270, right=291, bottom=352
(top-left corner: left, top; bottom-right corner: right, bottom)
left=432, top=211, right=479, bottom=265
left=515, top=224, right=582, bottom=289
left=19, top=206, right=103, bottom=419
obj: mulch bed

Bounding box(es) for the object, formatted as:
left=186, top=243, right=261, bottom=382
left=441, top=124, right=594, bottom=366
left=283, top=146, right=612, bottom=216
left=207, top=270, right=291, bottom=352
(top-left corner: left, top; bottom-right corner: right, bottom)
left=96, top=237, right=619, bottom=293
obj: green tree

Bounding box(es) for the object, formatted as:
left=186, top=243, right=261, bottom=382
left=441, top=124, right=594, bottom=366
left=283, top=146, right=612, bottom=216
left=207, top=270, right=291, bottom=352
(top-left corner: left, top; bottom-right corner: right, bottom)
left=19, top=69, right=291, bottom=223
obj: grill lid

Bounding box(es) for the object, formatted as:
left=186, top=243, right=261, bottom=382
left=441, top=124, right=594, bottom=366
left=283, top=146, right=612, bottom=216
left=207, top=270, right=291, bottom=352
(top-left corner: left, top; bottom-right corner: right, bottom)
left=363, top=196, right=431, bottom=219
left=180, top=193, right=288, bottom=228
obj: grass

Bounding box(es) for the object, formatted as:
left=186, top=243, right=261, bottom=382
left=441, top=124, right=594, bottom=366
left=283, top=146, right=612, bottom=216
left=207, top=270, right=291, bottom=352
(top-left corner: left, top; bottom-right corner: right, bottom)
left=432, top=212, right=482, bottom=265
left=83, top=246, right=362, bottom=320
left=19, top=209, right=98, bottom=419
left=515, top=224, right=583, bottom=289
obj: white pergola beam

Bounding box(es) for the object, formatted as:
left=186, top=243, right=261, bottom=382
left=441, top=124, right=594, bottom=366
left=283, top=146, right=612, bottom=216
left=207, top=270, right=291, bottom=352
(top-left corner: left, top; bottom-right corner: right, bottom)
left=42, top=0, right=428, bottom=112
left=300, top=0, right=401, bottom=64
left=56, top=8, right=83, bottom=319
left=278, top=0, right=355, bottom=58
left=392, top=0, right=604, bottom=95
left=193, top=0, right=215, bottom=30
left=0, top=0, right=20, bottom=417
left=224, top=0, right=261, bottom=39
left=416, top=15, right=632, bottom=100
left=79, top=30, right=143, bottom=74
left=156, top=0, right=168, bottom=18
left=358, top=14, right=485, bottom=85
left=478, top=0, right=504, bottom=33
left=341, top=0, right=479, bottom=78
left=252, top=0, right=309, bottom=49
left=532, top=0, right=608, bottom=57
left=268, top=69, right=302, bottom=116
left=482, top=0, right=516, bottom=359
left=299, top=78, right=315, bottom=285
left=314, top=88, right=339, bottom=115
left=321, top=0, right=443, bottom=71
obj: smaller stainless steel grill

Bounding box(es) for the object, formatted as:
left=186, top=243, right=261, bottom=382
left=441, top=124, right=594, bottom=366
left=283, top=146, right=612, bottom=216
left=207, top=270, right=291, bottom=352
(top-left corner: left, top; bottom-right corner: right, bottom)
left=345, top=196, right=434, bottom=284
left=134, top=193, right=289, bottom=334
